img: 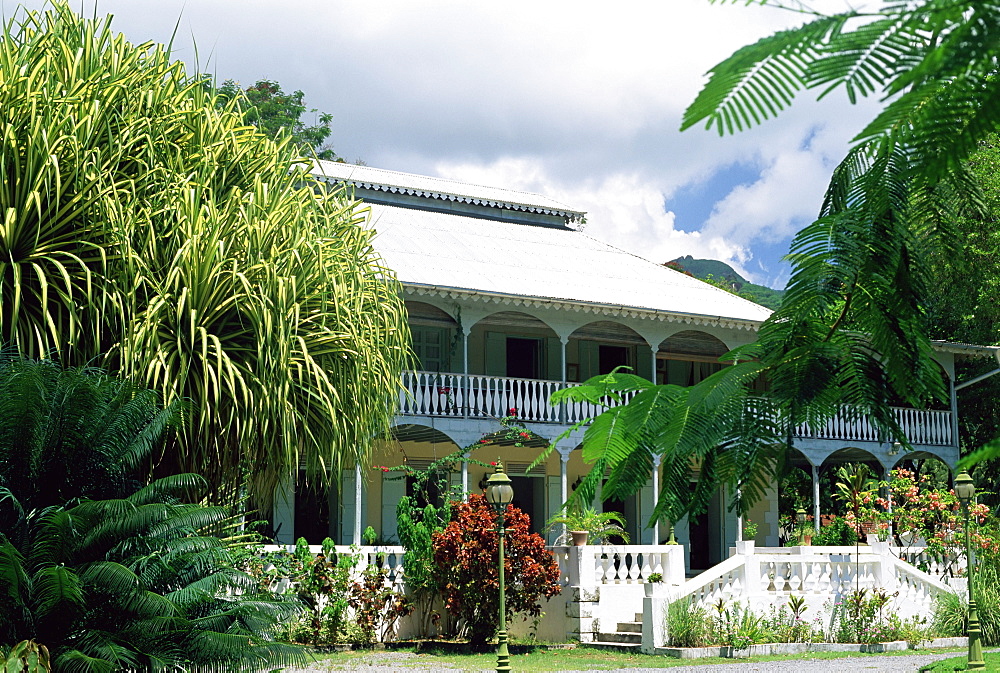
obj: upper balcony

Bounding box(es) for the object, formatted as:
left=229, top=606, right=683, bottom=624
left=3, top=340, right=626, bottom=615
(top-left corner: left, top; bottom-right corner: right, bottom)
left=399, top=370, right=954, bottom=447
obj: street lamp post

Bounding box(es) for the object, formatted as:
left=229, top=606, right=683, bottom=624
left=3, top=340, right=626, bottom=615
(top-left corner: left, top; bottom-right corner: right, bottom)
left=796, top=507, right=808, bottom=545
left=485, top=463, right=514, bottom=673
left=955, top=469, right=985, bottom=670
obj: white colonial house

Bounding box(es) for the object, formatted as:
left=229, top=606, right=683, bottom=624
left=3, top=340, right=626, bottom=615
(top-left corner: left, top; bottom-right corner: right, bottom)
left=269, top=162, right=996, bottom=577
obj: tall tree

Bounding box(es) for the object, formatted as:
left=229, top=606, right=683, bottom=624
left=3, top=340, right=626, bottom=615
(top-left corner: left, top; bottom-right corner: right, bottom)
left=0, top=3, right=410, bottom=502
left=544, top=0, right=1000, bottom=522
left=216, top=78, right=341, bottom=161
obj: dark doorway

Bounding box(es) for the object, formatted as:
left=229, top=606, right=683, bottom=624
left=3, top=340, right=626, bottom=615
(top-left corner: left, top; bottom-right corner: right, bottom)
left=510, top=476, right=542, bottom=534
left=406, top=472, right=446, bottom=510
left=599, top=345, right=630, bottom=374
left=601, top=495, right=631, bottom=545
left=688, top=514, right=711, bottom=571
left=507, top=337, right=542, bottom=379
left=294, top=475, right=333, bottom=544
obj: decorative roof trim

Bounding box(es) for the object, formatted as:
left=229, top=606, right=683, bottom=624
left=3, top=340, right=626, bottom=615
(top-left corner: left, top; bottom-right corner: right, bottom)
left=311, top=169, right=585, bottom=221
left=403, top=284, right=763, bottom=332
left=930, top=340, right=1000, bottom=358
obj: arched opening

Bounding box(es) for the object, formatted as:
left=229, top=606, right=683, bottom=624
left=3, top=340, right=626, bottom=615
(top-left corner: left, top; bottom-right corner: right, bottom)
left=468, top=311, right=559, bottom=380
left=566, top=321, right=651, bottom=382
left=657, top=330, right=729, bottom=387
left=405, top=301, right=460, bottom=373
left=891, top=451, right=954, bottom=488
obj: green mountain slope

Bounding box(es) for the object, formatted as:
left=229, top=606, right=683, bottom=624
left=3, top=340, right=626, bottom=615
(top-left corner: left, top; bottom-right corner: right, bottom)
left=667, top=255, right=784, bottom=310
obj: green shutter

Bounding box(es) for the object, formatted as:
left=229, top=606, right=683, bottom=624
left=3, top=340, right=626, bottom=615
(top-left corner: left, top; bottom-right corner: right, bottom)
left=485, top=331, right=506, bottom=376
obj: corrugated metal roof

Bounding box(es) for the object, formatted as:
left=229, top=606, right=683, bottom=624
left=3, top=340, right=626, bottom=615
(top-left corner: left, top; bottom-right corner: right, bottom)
left=312, top=161, right=585, bottom=220
left=367, top=203, right=773, bottom=325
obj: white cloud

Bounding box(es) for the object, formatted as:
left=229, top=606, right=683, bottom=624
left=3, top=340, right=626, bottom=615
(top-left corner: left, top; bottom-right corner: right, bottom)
left=1, top=0, right=881, bottom=285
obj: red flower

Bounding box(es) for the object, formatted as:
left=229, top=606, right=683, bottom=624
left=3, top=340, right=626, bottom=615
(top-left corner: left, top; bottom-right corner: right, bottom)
left=490, top=461, right=498, bottom=466
left=479, top=439, right=490, bottom=444
left=508, top=407, right=518, bottom=415
left=520, top=432, right=530, bottom=439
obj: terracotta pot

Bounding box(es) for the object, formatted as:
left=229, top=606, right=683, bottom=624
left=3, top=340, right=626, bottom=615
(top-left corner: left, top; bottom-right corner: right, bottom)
left=570, top=530, right=589, bottom=546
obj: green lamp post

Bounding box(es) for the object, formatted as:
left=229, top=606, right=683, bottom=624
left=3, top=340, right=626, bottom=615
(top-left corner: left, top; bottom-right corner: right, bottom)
left=955, top=469, right=985, bottom=670
left=485, top=462, right=514, bottom=673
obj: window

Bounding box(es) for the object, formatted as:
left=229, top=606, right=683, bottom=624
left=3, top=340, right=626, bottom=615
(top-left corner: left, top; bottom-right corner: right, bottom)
left=412, top=326, right=449, bottom=372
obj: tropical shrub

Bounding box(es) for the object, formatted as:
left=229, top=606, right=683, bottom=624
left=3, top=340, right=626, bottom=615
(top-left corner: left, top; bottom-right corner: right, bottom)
left=431, top=494, right=562, bottom=650
left=813, top=516, right=860, bottom=546
left=826, top=588, right=931, bottom=645
left=666, top=600, right=710, bottom=647
left=0, top=357, right=305, bottom=671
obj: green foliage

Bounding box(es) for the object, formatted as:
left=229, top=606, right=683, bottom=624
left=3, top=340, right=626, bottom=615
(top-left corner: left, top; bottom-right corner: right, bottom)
left=0, top=2, right=410, bottom=502
left=666, top=600, right=710, bottom=647
left=934, top=555, right=1000, bottom=646
left=431, top=494, right=562, bottom=651
left=2, top=641, right=50, bottom=673
left=543, top=506, right=630, bottom=544
left=216, top=78, right=341, bottom=160
left=827, top=588, right=930, bottom=644
left=0, top=358, right=305, bottom=671
left=812, top=516, right=860, bottom=546
left=568, top=0, right=1000, bottom=527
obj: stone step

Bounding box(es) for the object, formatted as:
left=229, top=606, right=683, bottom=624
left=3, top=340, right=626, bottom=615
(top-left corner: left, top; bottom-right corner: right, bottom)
left=583, top=641, right=641, bottom=652
left=617, top=621, right=642, bottom=634
left=597, top=631, right=641, bottom=644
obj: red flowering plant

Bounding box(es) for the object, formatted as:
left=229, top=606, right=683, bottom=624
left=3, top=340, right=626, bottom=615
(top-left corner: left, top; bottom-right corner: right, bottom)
left=377, top=416, right=548, bottom=638
left=431, top=493, right=562, bottom=650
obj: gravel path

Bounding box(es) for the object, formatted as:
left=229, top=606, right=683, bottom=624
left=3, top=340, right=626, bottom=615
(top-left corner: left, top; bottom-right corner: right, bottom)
left=287, top=648, right=969, bottom=672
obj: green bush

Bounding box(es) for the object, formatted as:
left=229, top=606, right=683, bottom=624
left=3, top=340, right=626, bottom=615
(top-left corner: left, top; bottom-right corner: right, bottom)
left=813, top=516, right=860, bottom=545
left=666, top=600, right=710, bottom=647
left=0, top=358, right=305, bottom=671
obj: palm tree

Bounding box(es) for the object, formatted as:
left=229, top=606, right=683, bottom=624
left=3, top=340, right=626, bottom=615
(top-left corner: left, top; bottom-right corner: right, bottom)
left=0, top=357, right=306, bottom=671
left=0, top=2, right=410, bottom=502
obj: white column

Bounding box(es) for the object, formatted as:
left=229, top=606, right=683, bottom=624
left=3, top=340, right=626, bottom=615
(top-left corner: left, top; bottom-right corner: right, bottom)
left=560, top=336, right=570, bottom=424
left=650, top=346, right=658, bottom=383
left=884, top=467, right=893, bottom=540
left=736, top=487, right=743, bottom=542
left=651, top=454, right=661, bottom=543
left=812, top=465, right=821, bottom=533
left=462, top=326, right=472, bottom=419
left=354, top=463, right=363, bottom=546
left=461, top=451, right=470, bottom=500
left=949, top=375, right=959, bottom=448
left=560, top=449, right=570, bottom=505
left=561, top=336, right=570, bottom=383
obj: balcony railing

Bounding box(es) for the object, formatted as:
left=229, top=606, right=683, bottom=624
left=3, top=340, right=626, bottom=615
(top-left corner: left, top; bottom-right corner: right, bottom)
left=400, top=371, right=953, bottom=446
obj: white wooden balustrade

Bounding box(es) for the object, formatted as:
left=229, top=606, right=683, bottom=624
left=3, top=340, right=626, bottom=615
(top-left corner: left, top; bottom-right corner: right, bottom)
left=400, top=371, right=954, bottom=445
left=639, top=543, right=956, bottom=652
left=262, top=544, right=407, bottom=592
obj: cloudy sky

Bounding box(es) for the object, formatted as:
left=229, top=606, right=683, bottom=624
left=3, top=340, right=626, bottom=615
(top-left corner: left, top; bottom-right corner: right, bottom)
left=3, top=0, right=882, bottom=288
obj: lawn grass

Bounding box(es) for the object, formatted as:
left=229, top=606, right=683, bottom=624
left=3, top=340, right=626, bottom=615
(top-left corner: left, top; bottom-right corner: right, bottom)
left=920, top=651, right=1000, bottom=671
left=304, top=644, right=969, bottom=671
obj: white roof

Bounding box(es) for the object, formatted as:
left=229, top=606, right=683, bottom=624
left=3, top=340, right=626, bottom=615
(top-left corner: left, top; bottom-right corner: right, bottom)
left=366, top=203, right=773, bottom=326
left=313, top=161, right=584, bottom=220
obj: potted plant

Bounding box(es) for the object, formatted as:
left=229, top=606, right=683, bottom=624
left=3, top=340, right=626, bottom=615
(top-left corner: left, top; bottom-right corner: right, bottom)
left=644, top=571, right=663, bottom=597
left=737, top=518, right=758, bottom=554
left=544, top=506, right=631, bottom=545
